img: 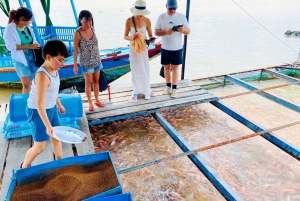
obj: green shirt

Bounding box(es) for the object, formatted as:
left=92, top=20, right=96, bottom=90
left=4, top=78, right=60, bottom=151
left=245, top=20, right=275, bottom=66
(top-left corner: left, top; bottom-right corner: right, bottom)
left=16, top=27, right=33, bottom=46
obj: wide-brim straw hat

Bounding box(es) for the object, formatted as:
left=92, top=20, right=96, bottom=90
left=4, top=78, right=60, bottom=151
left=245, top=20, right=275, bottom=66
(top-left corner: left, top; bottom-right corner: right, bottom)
left=130, top=0, right=150, bottom=16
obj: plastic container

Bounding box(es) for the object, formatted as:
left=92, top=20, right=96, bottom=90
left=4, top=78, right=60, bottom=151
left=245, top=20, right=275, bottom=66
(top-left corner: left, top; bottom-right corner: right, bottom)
left=84, top=192, right=133, bottom=201
left=4, top=152, right=122, bottom=201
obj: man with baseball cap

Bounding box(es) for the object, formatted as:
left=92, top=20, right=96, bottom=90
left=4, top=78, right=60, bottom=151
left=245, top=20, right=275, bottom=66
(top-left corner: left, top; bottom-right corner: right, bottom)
left=155, top=0, right=190, bottom=98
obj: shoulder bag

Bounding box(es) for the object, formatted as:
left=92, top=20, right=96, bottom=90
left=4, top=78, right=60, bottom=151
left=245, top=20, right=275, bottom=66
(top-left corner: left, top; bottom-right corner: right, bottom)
left=26, top=27, right=44, bottom=67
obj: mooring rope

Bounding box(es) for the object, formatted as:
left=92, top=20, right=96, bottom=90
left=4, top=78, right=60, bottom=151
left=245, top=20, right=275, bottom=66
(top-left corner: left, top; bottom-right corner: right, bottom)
left=218, top=81, right=300, bottom=100
left=231, top=0, right=298, bottom=54
left=118, top=120, right=300, bottom=174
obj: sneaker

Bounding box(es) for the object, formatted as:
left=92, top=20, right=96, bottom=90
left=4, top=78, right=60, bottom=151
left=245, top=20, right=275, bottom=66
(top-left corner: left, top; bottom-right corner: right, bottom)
left=145, top=95, right=151, bottom=100
left=163, top=87, right=171, bottom=95
left=171, top=89, right=177, bottom=98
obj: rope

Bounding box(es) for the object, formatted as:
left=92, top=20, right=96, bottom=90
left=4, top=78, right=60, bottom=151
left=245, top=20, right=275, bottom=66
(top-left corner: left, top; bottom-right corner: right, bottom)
left=218, top=81, right=300, bottom=100
left=118, top=120, right=300, bottom=174
left=231, top=0, right=298, bottom=54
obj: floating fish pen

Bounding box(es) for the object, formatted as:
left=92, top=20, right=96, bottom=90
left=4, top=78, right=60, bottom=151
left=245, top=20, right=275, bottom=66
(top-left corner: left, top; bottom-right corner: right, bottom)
left=0, top=65, right=300, bottom=200
left=84, top=65, right=300, bottom=201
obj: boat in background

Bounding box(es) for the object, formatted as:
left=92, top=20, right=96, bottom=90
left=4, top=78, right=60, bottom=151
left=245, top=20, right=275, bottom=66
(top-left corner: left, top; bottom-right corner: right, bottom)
left=0, top=42, right=162, bottom=89
left=0, top=0, right=162, bottom=90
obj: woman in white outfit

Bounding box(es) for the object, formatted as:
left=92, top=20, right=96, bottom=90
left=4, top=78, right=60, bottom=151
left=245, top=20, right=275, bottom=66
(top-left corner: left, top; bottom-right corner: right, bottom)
left=124, top=0, right=155, bottom=102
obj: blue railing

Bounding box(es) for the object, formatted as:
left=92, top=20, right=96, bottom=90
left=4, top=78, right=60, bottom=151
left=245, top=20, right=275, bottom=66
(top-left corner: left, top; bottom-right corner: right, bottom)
left=0, top=26, right=77, bottom=55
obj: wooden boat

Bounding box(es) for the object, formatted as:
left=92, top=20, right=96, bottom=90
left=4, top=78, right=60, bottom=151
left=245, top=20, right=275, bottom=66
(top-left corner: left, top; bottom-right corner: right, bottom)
left=0, top=0, right=162, bottom=90
left=0, top=42, right=161, bottom=89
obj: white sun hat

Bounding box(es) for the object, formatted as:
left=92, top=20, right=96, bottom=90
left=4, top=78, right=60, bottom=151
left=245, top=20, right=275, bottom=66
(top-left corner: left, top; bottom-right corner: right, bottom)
left=130, top=0, right=150, bottom=16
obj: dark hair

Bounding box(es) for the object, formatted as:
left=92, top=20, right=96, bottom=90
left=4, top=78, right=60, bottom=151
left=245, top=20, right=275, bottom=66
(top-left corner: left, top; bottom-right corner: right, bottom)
left=42, top=39, right=69, bottom=59
left=78, top=10, right=94, bottom=27
left=8, top=7, right=32, bottom=24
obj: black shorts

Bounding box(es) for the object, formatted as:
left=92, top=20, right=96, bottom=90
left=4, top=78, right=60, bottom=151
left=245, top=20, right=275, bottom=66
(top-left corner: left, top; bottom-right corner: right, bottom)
left=161, top=49, right=183, bottom=65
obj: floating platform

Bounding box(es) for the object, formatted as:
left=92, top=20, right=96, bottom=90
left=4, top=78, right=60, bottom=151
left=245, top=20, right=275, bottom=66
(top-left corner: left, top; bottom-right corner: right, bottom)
left=0, top=68, right=300, bottom=200
left=82, top=79, right=217, bottom=123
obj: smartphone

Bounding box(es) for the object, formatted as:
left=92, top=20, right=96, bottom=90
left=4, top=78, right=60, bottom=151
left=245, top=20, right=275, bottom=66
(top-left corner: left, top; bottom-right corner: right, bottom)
left=172, top=25, right=183, bottom=32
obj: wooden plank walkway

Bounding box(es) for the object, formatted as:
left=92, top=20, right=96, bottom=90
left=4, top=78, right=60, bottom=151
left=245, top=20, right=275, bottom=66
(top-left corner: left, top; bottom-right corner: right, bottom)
left=82, top=79, right=217, bottom=121
left=0, top=104, right=94, bottom=199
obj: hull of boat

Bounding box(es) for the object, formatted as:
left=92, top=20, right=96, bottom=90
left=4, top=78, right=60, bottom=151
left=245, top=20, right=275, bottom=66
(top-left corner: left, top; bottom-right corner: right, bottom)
left=0, top=42, right=161, bottom=89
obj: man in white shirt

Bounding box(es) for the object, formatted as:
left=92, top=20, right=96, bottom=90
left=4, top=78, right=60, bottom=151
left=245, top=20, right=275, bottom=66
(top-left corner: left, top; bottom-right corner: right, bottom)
left=155, top=0, right=190, bottom=98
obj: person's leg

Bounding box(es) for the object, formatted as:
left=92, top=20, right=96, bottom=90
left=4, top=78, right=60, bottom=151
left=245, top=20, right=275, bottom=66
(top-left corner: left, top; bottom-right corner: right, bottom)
left=171, top=65, right=179, bottom=85
left=84, top=73, right=94, bottom=110
left=20, top=76, right=31, bottom=93
left=22, top=141, right=46, bottom=168
left=164, top=64, right=172, bottom=84
left=92, top=66, right=105, bottom=107
left=50, top=137, right=63, bottom=159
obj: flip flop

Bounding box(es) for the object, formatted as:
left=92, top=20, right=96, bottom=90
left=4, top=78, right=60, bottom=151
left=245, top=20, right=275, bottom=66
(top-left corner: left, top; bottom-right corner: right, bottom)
left=128, top=97, right=137, bottom=103
left=89, top=106, right=95, bottom=111
left=94, top=102, right=105, bottom=108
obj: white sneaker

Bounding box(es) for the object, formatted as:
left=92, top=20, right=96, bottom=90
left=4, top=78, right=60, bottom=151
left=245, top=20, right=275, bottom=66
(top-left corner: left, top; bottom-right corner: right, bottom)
left=163, top=87, right=171, bottom=95
left=171, top=89, right=177, bottom=98
left=145, top=95, right=151, bottom=100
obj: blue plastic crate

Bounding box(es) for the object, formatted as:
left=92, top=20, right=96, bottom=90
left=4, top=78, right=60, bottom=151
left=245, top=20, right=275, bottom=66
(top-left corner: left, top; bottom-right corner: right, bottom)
left=84, top=192, right=133, bottom=201
left=4, top=152, right=122, bottom=201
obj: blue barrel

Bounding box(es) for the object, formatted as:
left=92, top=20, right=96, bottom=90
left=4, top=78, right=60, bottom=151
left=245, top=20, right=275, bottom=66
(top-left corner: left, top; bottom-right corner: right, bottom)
left=9, top=93, right=29, bottom=122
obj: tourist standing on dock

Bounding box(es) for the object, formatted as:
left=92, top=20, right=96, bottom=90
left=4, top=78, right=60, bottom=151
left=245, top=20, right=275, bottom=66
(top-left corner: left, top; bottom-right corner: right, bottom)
left=3, top=7, right=40, bottom=93
left=21, top=39, right=69, bottom=169
left=124, top=0, right=155, bottom=102
left=155, top=0, right=190, bottom=98
left=73, top=10, right=105, bottom=111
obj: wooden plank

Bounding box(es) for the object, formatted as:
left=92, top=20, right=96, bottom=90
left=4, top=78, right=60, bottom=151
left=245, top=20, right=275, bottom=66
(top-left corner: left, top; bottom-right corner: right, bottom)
left=85, top=87, right=207, bottom=114
left=0, top=137, right=31, bottom=199
left=88, top=93, right=216, bottom=121
left=31, top=140, right=54, bottom=166
left=86, top=88, right=209, bottom=117
left=80, top=79, right=196, bottom=100
left=90, top=84, right=201, bottom=103
left=0, top=104, right=9, bottom=194
left=74, top=111, right=95, bottom=156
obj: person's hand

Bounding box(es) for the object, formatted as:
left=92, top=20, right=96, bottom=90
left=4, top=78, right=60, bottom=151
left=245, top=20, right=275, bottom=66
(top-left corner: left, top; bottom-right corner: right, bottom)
left=73, top=66, right=78, bottom=75
left=46, top=125, right=54, bottom=137
left=178, top=26, right=184, bottom=33
left=57, top=104, right=66, bottom=114
left=132, top=33, right=138, bottom=40
left=165, top=28, right=173, bottom=35
left=150, top=38, right=155, bottom=43
left=29, top=43, right=40, bottom=49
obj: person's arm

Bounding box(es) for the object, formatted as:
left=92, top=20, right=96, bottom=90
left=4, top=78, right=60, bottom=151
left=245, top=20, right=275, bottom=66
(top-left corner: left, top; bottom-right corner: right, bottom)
left=178, top=16, right=191, bottom=35
left=35, top=72, right=53, bottom=136
left=3, top=25, right=39, bottom=51
left=124, top=18, right=135, bottom=41
left=56, top=97, right=66, bottom=114
left=155, top=28, right=173, bottom=36
left=73, top=31, right=80, bottom=75
left=177, top=27, right=190, bottom=35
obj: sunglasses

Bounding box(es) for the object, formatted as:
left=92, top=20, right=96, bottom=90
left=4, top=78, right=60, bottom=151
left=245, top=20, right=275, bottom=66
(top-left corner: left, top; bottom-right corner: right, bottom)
left=21, top=31, right=29, bottom=40
left=168, top=8, right=177, bottom=11
left=51, top=56, right=65, bottom=65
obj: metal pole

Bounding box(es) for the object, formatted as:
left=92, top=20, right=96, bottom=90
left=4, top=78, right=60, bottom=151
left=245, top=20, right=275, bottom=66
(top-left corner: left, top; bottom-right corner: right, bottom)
left=181, top=0, right=190, bottom=80
left=22, top=0, right=43, bottom=45
left=70, top=0, right=79, bottom=26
